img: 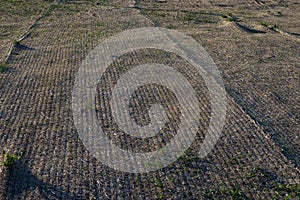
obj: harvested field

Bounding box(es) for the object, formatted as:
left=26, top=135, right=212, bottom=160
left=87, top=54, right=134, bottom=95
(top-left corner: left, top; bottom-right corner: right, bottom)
left=0, top=0, right=299, bottom=199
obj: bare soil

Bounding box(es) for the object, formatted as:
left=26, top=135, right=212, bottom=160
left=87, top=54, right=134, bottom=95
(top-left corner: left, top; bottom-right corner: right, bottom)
left=0, top=0, right=299, bottom=199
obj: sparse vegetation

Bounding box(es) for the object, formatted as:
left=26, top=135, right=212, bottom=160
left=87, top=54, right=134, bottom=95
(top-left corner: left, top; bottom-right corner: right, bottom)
left=0, top=0, right=299, bottom=199
left=270, top=24, right=279, bottom=29
left=149, top=176, right=164, bottom=199
left=260, top=21, right=279, bottom=29
left=221, top=185, right=226, bottom=194
left=13, top=39, right=19, bottom=46
left=182, top=11, right=217, bottom=23
left=260, top=21, right=269, bottom=27
left=203, top=185, right=250, bottom=199
left=184, top=12, right=197, bottom=21
left=272, top=183, right=300, bottom=199
left=222, top=13, right=235, bottom=21
left=0, top=62, right=8, bottom=73
left=1, top=150, right=20, bottom=167
left=154, top=177, right=163, bottom=188
left=229, top=186, right=244, bottom=199
left=226, top=151, right=242, bottom=164
left=246, top=167, right=262, bottom=179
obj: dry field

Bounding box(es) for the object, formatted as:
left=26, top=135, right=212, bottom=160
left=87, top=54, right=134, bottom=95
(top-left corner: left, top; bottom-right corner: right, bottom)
left=0, top=0, right=299, bottom=199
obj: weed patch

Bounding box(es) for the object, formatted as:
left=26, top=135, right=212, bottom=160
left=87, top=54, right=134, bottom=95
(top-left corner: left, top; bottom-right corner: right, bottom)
left=272, top=183, right=300, bottom=199
left=260, top=21, right=279, bottom=29
left=0, top=62, right=8, bottom=73
left=1, top=150, right=20, bottom=167
left=222, top=13, right=236, bottom=21
left=203, top=185, right=251, bottom=199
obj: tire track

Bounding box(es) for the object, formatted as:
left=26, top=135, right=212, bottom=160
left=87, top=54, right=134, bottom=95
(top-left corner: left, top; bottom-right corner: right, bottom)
left=225, top=21, right=266, bottom=35
left=271, top=27, right=300, bottom=41
left=234, top=22, right=267, bottom=34
left=4, top=0, right=62, bottom=64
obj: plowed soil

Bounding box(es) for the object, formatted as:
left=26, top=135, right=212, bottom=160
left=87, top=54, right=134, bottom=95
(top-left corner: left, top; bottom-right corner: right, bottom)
left=0, top=0, right=299, bottom=199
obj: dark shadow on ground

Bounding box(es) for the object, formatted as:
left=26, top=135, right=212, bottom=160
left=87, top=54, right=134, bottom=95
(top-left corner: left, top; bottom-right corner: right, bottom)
left=287, top=31, right=300, bottom=37
left=4, top=161, right=76, bottom=199
left=15, top=44, right=35, bottom=51
left=235, top=22, right=267, bottom=34
left=2, top=132, right=76, bottom=199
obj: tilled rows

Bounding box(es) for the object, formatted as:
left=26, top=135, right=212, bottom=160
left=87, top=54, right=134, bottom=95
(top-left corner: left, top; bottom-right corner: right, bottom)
left=192, top=22, right=300, bottom=167
left=139, top=0, right=300, bottom=172
left=138, top=0, right=300, bottom=12
left=0, top=1, right=299, bottom=199
left=0, top=0, right=52, bottom=61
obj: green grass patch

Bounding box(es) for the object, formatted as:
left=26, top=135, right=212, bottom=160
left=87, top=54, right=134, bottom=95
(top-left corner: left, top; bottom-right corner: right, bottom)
left=1, top=150, right=20, bottom=167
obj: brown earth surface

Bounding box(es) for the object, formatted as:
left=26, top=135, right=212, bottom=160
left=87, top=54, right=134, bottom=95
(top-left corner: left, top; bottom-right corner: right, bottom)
left=0, top=0, right=299, bottom=199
